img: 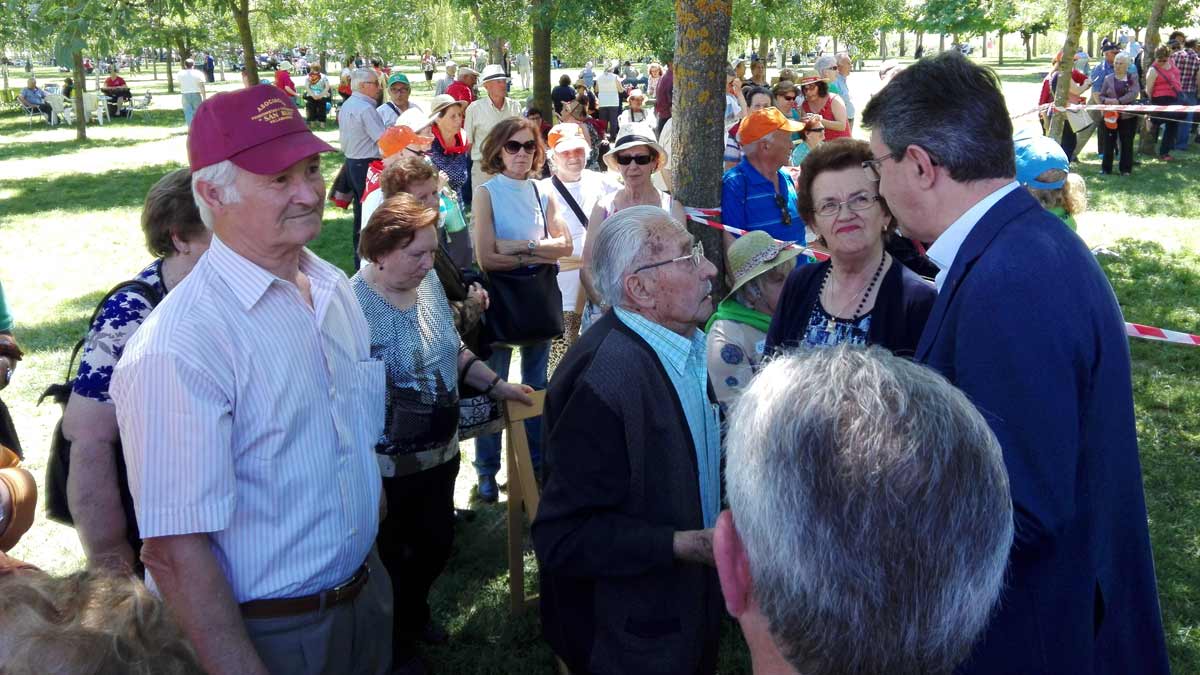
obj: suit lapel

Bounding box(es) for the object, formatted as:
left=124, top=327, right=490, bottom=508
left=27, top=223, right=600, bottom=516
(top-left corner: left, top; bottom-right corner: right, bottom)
left=916, top=189, right=1041, bottom=361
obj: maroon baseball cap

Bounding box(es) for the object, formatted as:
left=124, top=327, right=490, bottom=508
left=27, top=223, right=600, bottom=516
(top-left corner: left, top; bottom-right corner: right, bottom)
left=188, top=84, right=333, bottom=174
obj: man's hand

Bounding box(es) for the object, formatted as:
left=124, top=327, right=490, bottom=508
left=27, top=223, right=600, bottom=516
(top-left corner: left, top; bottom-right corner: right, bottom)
left=673, top=529, right=715, bottom=567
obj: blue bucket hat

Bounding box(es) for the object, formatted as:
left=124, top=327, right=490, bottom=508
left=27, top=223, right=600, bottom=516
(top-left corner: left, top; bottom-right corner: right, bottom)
left=1013, top=132, right=1069, bottom=190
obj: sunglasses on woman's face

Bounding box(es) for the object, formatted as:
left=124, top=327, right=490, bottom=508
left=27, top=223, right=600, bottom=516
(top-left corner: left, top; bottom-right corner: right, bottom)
left=503, top=140, right=538, bottom=155
left=616, top=153, right=655, bottom=166
left=781, top=94, right=797, bottom=102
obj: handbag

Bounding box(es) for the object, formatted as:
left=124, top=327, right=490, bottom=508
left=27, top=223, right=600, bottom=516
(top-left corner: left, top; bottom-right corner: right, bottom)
left=481, top=182, right=564, bottom=347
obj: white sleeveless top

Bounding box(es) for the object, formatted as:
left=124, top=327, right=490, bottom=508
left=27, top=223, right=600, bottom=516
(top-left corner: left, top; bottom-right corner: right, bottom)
left=481, top=173, right=547, bottom=242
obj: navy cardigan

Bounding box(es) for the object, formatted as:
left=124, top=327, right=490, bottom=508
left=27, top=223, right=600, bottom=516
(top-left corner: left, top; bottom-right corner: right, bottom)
left=765, top=257, right=936, bottom=357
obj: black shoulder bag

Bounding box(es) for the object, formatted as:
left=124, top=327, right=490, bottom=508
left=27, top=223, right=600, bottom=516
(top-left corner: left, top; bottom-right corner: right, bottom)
left=39, top=279, right=163, bottom=553
left=481, top=182, right=564, bottom=347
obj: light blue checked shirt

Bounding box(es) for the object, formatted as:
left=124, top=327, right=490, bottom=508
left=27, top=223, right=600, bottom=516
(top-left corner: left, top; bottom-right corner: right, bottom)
left=615, top=307, right=721, bottom=528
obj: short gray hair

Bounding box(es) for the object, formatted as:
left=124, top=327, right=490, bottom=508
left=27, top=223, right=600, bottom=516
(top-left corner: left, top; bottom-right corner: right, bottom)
left=350, top=68, right=376, bottom=91
left=590, top=205, right=683, bottom=308
left=1115, top=52, right=1131, bottom=65
left=815, top=54, right=838, bottom=72
left=726, top=345, right=1013, bottom=675
left=191, top=160, right=242, bottom=228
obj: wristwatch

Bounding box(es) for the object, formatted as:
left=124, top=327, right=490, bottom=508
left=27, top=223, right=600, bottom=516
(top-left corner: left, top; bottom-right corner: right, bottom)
left=527, top=239, right=537, bottom=252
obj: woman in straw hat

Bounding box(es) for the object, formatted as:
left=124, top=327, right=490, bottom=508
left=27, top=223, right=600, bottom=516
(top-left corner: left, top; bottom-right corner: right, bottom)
left=427, top=94, right=471, bottom=207
left=579, top=123, right=685, bottom=332
left=765, top=140, right=935, bottom=355
left=798, top=70, right=851, bottom=141
left=705, top=230, right=802, bottom=409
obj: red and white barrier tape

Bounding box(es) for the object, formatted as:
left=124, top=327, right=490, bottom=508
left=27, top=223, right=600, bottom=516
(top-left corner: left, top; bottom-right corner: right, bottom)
left=683, top=206, right=1198, bottom=347
left=683, top=207, right=829, bottom=261
left=1012, top=102, right=1200, bottom=119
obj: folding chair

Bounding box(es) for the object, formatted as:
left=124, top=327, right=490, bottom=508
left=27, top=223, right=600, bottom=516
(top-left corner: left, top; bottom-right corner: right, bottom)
left=503, top=390, right=545, bottom=616
left=125, top=93, right=152, bottom=119
left=17, top=99, right=42, bottom=128
left=82, top=93, right=109, bottom=125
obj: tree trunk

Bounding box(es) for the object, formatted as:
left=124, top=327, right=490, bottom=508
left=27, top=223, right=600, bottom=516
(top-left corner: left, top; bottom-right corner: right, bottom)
left=531, top=0, right=554, bottom=118
left=1, top=61, right=7, bottom=92
left=900, top=31, right=906, bottom=56
left=833, top=37, right=839, bottom=54
left=1032, top=33, right=1037, bottom=57
left=1139, top=0, right=1171, bottom=155
left=72, top=50, right=87, bottom=141
left=939, top=33, right=945, bottom=51
left=152, top=52, right=158, bottom=80
left=757, top=32, right=768, bottom=64
left=982, top=33, right=988, bottom=58
left=998, top=32, right=1004, bottom=65
left=674, top=0, right=732, bottom=297
left=165, top=47, right=174, bottom=94
left=230, top=0, right=259, bottom=86
left=1087, top=29, right=1094, bottom=57
left=1024, top=35, right=1031, bottom=61
left=880, top=31, right=887, bottom=59
left=1048, top=0, right=1083, bottom=144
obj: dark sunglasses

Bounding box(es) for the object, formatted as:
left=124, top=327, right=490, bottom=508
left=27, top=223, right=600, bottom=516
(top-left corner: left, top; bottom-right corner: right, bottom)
left=502, top=140, right=538, bottom=155
left=616, top=153, right=655, bottom=166
left=781, top=94, right=797, bottom=102
left=775, top=194, right=792, bottom=226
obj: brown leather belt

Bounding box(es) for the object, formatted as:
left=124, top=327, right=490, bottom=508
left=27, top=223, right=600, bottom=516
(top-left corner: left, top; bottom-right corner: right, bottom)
left=240, top=564, right=370, bottom=620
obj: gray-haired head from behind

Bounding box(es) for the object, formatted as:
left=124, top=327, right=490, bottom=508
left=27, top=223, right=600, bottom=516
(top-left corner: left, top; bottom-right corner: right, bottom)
left=726, top=345, right=1014, bottom=675
left=589, top=205, right=684, bottom=309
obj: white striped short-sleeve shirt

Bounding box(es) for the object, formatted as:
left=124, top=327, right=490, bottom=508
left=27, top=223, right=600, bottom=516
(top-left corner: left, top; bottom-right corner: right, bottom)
left=111, top=235, right=386, bottom=603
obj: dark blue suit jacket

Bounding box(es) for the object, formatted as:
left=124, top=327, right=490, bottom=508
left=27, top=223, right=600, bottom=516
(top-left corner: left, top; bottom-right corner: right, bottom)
left=916, top=187, right=1169, bottom=675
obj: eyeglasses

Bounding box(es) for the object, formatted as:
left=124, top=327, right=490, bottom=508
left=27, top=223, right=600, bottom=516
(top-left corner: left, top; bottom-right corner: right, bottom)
left=781, top=94, right=797, bottom=102
left=616, top=152, right=655, bottom=166
left=862, top=152, right=895, bottom=181
left=406, top=148, right=428, bottom=157
left=633, top=241, right=706, bottom=273
left=806, top=126, right=826, bottom=135
left=775, top=194, right=792, bottom=226
left=815, top=193, right=881, bottom=218
left=503, top=140, right=538, bottom=155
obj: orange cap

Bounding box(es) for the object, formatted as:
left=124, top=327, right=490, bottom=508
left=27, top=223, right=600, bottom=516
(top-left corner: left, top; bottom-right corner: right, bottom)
left=378, top=125, right=433, bottom=159
left=737, top=107, right=807, bottom=146
left=547, top=123, right=590, bottom=152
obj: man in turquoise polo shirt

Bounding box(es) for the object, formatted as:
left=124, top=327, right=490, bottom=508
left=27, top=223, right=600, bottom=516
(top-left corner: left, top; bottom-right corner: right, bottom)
left=721, top=107, right=807, bottom=248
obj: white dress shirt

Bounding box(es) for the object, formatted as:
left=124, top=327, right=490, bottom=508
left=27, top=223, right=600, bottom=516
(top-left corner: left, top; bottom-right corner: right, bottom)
left=925, top=181, right=1020, bottom=292
left=111, top=235, right=386, bottom=603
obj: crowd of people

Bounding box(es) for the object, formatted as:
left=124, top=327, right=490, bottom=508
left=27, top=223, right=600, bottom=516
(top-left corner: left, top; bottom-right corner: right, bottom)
left=0, top=35, right=1183, bottom=675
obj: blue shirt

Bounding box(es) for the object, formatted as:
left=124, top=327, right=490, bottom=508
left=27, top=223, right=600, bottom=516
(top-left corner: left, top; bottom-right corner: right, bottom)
left=1090, top=61, right=1115, bottom=90
left=614, top=307, right=721, bottom=528
left=721, top=157, right=806, bottom=244
left=20, top=87, right=45, bottom=106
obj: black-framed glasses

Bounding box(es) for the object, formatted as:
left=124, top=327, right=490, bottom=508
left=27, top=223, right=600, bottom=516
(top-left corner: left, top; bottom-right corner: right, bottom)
left=503, top=140, right=538, bottom=155
left=815, top=193, right=880, bottom=218
left=775, top=194, right=792, bottom=226
left=633, top=241, right=705, bottom=274
left=862, top=152, right=895, bottom=181
left=781, top=94, right=797, bottom=102
left=616, top=152, right=656, bottom=166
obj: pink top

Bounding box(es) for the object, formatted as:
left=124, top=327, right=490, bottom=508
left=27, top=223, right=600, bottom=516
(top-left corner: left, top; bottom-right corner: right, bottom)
left=1150, top=63, right=1182, bottom=99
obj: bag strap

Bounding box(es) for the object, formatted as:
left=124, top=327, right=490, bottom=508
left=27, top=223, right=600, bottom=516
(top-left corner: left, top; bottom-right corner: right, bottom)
left=531, top=181, right=549, bottom=239
left=551, top=176, right=589, bottom=228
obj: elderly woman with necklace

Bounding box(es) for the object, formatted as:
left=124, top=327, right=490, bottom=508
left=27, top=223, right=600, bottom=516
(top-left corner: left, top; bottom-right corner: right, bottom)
left=353, top=194, right=532, bottom=671
left=765, top=140, right=934, bottom=355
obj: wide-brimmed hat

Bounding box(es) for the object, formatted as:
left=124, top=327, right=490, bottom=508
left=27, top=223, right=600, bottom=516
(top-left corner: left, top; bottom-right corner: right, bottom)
left=430, top=94, right=468, bottom=117
left=738, top=107, right=806, bottom=145
left=796, top=70, right=830, bottom=86
left=547, top=123, right=590, bottom=153
left=0, top=446, right=36, bottom=552
left=727, top=230, right=803, bottom=296
left=603, top=123, right=666, bottom=171
left=480, top=64, right=508, bottom=83
left=189, top=84, right=333, bottom=174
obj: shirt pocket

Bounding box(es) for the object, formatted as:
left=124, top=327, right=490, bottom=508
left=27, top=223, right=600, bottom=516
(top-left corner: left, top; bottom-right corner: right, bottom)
left=355, top=360, right=386, bottom=449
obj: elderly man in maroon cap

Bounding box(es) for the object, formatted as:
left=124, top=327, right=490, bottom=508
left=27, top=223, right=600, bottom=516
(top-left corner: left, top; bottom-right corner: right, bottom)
left=111, top=85, right=393, bottom=675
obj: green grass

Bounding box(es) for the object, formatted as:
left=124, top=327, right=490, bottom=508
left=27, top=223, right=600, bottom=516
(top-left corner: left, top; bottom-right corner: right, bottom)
left=0, top=61, right=1199, bottom=673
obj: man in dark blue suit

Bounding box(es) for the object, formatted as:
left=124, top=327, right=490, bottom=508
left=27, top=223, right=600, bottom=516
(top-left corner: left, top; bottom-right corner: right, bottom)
left=859, top=51, right=1169, bottom=675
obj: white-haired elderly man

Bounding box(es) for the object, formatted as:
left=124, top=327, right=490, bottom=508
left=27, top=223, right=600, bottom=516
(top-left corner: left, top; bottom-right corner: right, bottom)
left=339, top=67, right=388, bottom=268
left=714, top=345, right=1014, bottom=675
left=532, top=205, right=723, bottom=674
left=111, top=85, right=392, bottom=675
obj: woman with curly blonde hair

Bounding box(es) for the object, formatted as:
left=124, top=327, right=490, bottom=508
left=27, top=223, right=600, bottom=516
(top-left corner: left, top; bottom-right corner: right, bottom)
left=1014, top=131, right=1087, bottom=231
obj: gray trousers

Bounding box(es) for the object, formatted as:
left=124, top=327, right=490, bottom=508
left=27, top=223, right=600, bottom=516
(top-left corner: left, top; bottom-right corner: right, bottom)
left=244, top=548, right=394, bottom=675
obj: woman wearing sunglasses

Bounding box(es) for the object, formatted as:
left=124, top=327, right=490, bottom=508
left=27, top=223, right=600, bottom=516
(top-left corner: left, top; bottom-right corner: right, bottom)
left=765, top=140, right=934, bottom=355
left=471, top=117, right=572, bottom=502
left=798, top=70, right=851, bottom=141
left=579, top=123, right=686, bottom=332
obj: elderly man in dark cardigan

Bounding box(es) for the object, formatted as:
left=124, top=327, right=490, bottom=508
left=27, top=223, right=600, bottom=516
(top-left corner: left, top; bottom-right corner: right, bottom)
left=533, top=205, right=723, bottom=675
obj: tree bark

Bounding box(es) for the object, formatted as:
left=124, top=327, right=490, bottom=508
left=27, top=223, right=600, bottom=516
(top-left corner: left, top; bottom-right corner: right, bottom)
left=939, top=33, right=945, bottom=51
left=231, top=0, right=259, bottom=85
left=880, top=31, right=887, bottom=59
left=1032, top=33, right=1037, bottom=57
left=531, top=0, right=554, bottom=119
left=1048, top=0, right=1083, bottom=144
left=1138, top=0, right=1171, bottom=155
left=757, top=32, right=768, bottom=64
left=165, top=47, right=174, bottom=94
left=674, top=0, right=732, bottom=297
left=1087, top=29, right=1094, bottom=57
left=900, top=31, right=906, bottom=57
left=72, top=50, right=87, bottom=141
left=982, top=33, right=988, bottom=58
left=998, top=32, right=1004, bottom=65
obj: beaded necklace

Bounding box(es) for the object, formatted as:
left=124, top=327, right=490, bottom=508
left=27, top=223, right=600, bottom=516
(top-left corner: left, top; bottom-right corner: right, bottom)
left=819, top=250, right=887, bottom=334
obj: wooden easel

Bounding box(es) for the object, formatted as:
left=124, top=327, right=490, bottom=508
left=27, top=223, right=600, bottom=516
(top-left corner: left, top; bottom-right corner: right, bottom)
left=503, top=390, right=545, bottom=616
